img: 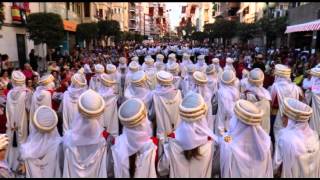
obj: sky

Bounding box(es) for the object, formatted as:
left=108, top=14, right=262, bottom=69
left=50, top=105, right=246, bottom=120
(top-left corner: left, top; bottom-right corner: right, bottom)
left=165, top=2, right=187, bottom=31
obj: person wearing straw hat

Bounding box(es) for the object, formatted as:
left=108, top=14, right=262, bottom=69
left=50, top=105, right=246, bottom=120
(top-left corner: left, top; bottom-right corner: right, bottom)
left=243, top=68, right=271, bottom=134
left=20, top=106, right=63, bottom=178
left=224, top=57, right=236, bottom=73
left=215, top=70, right=240, bottom=134
left=165, top=53, right=177, bottom=71
left=195, top=55, right=208, bottom=73
left=124, top=61, right=140, bottom=91
left=105, top=64, right=121, bottom=96
left=61, top=73, right=87, bottom=135
left=124, top=70, right=153, bottom=116
left=89, top=64, right=105, bottom=91
left=206, top=64, right=219, bottom=93
left=158, top=92, right=217, bottom=178
left=0, top=134, right=14, bottom=178
left=212, top=57, right=223, bottom=76
left=154, top=54, right=166, bottom=73
left=63, top=89, right=108, bottom=178
left=273, top=98, right=320, bottom=178
left=180, top=53, right=193, bottom=79
left=142, top=56, right=157, bottom=90
left=97, top=73, right=119, bottom=137
left=308, top=67, right=320, bottom=136
left=168, top=62, right=182, bottom=90
left=110, top=98, right=157, bottom=178
left=239, top=69, right=250, bottom=94
left=29, top=74, right=55, bottom=135
left=191, top=71, right=215, bottom=131
left=117, top=57, right=128, bottom=99
left=181, top=64, right=196, bottom=98
left=5, top=71, right=32, bottom=173
left=220, top=99, right=273, bottom=178
left=152, top=71, right=182, bottom=157
left=270, top=64, right=303, bottom=142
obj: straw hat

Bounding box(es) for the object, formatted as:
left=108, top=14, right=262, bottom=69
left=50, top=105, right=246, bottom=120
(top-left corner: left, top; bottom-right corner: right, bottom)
left=131, top=56, right=139, bottom=62
left=168, top=53, right=176, bottom=60
left=106, top=64, right=117, bottom=74
left=39, top=74, right=55, bottom=86
left=33, top=106, right=58, bottom=133
left=206, top=64, right=216, bottom=75
left=118, top=98, right=147, bottom=128
left=248, top=68, right=264, bottom=86
left=310, top=67, right=320, bottom=78
left=71, top=73, right=87, bottom=87
left=100, top=73, right=116, bottom=87
left=77, top=68, right=85, bottom=75
left=156, top=70, right=173, bottom=86
left=193, top=71, right=208, bottom=85
left=282, top=98, right=313, bottom=122
left=226, top=57, right=234, bottom=64
left=94, top=64, right=105, bottom=73
left=129, top=61, right=140, bottom=72
left=131, top=70, right=147, bottom=86
left=179, top=92, right=207, bottom=122
left=274, top=64, right=291, bottom=78
left=168, top=62, right=179, bottom=73
left=119, top=57, right=127, bottom=64
left=234, top=99, right=264, bottom=125
left=0, top=134, right=9, bottom=150
left=11, top=70, right=26, bottom=85
left=212, top=58, right=220, bottom=64
left=197, top=55, right=205, bottom=61
left=220, top=70, right=236, bottom=85
left=144, top=57, right=155, bottom=66
left=78, top=89, right=105, bottom=118
left=156, top=54, right=164, bottom=61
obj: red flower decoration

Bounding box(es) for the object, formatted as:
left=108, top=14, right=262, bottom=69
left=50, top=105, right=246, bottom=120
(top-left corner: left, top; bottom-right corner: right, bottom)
left=102, top=130, right=109, bottom=139
left=167, top=132, right=175, bottom=139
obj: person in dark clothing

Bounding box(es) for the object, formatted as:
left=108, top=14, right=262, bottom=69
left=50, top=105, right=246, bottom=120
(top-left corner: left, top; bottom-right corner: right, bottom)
left=29, top=49, right=38, bottom=71
left=252, top=54, right=266, bottom=72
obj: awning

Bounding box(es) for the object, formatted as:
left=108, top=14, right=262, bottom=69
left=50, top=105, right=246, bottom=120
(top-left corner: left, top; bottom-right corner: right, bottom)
left=285, top=19, right=320, bottom=34
left=63, top=20, right=77, bottom=32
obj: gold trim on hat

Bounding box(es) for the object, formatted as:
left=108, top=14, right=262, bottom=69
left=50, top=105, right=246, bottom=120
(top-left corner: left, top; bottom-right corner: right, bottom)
left=101, top=74, right=116, bottom=87
left=282, top=98, right=312, bottom=122
left=131, top=72, right=147, bottom=86
left=179, top=97, right=208, bottom=122
left=156, top=72, right=173, bottom=85
left=106, top=65, right=117, bottom=74
left=118, top=98, right=146, bottom=128
left=220, top=71, right=236, bottom=85
left=78, top=91, right=105, bottom=118
left=310, top=68, right=320, bottom=78
left=248, top=72, right=264, bottom=86
left=234, top=100, right=263, bottom=125
left=71, top=74, right=87, bottom=87
left=193, top=71, right=208, bottom=85
left=39, top=75, right=55, bottom=86
left=33, top=106, right=58, bottom=133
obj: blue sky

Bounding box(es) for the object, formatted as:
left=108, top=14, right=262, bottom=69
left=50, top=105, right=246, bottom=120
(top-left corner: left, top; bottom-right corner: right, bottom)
left=165, top=2, right=187, bottom=31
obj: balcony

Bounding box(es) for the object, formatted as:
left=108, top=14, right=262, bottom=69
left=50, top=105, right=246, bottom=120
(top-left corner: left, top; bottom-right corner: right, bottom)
left=129, top=14, right=136, bottom=21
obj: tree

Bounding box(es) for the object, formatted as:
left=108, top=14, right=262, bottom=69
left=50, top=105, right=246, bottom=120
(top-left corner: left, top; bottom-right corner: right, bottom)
left=204, top=19, right=238, bottom=46
left=26, top=12, right=64, bottom=48
left=0, top=3, right=4, bottom=29
left=237, top=22, right=259, bottom=44
left=191, top=31, right=208, bottom=42
left=76, top=22, right=98, bottom=48
left=98, top=20, right=121, bottom=44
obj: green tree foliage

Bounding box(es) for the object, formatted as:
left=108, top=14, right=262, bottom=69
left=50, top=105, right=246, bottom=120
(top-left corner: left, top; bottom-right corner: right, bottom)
left=236, top=22, right=259, bottom=43
left=191, top=31, right=208, bottom=42
left=98, top=20, right=121, bottom=40
left=204, top=19, right=238, bottom=45
left=26, top=12, right=64, bottom=48
left=76, top=22, right=98, bottom=46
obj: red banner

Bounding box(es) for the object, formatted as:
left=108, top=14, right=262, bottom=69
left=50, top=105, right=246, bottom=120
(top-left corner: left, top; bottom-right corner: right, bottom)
left=182, top=6, right=186, bottom=13
left=158, top=7, right=163, bottom=16
left=149, top=7, right=154, bottom=16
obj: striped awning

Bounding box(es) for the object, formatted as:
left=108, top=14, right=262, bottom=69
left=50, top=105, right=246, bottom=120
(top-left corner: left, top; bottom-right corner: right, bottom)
left=285, top=19, right=320, bottom=34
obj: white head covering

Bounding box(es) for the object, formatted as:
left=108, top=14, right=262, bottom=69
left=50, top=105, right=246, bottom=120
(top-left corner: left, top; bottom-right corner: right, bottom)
left=247, top=68, right=271, bottom=100
left=224, top=57, right=235, bottom=72
left=176, top=92, right=216, bottom=150
left=131, top=56, right=139, bottom=63
left=11, top=70, right=26, bottom=86
left=156, top=54, right=164, bottom=62
left=0, top=134, right=9, bottom=150
left=106, top=64, right=117, bottom=74
left=39, top=74, right=55, bottom=88
left=95, top=64, right=105, bottom=74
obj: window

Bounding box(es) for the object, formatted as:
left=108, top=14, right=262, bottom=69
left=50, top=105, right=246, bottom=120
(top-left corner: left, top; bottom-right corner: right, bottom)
left=84, top=3, right=90, bottom=17
left=99, top=9, right=103, bottom=18
left=280, top=5, right=283, bottom=10
left=276, top=11, right=280, bottom=18
left=119, top=8, right=121, bottom=14
left=66, top=3, right=70, bottom=10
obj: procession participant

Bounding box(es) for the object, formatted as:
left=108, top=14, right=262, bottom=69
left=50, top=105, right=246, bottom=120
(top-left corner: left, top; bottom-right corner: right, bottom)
left=165, top=53, right=177, bottom=70
left=111, top=98, right=157, bottom=178
left=142, top=56, right=157, bottom=90
left=89, top=64, right=105, bottom=91
left=0, top=134, right=14, bottom=178
left=212, top=58, right=223, bottom=76
left=274, top=98, right=320, bottom=178
left=302, top=70, right=312, bottom=105
left=168, top=62, right=182, bottom=90
left=117, top=57, right=128, bottom=99
left=124, top=61, right=140, bottom=91
left=5, top=71, right=31, bottom=172
left=29, top=74, right=55, bottom=134
left=270, top=64, right=303, bottom=142
left=154, top=54, right=166, bottom=72
left=83, top=63, right=94, bottom=85
left=224, top=57, right=236, bottom=72
left=220, top=99, right=273, bottom=178
left=180, top=53, right=193, bottom=79
left=61, top=73, right=87, bottom=134
left=215, top=70, right=240, bottom=134
left=20, top=106, right=63, bottom=178
left=206, top=64, right=219, bottom=93
left=97, top=73, right=119, bottom=137
left=191, top=71, right=214, bottom=130
left=181, top=64, right=196, bottom=97
left=63, top=90, right=108, bottom=178
left=153, top=71, right=182, bottom=156
left=243, top=68, right=271, bottom=134
left=158, top=92, right=216, bottom=178
left=194, top=55, right=208, bottom=73
left=309, top=67, right=320, bottom=136
left=124, top=70, right=153, bottom=120
left=105, top=64, right=121, bottom=96
left=239, top=69, right=250, bottom=94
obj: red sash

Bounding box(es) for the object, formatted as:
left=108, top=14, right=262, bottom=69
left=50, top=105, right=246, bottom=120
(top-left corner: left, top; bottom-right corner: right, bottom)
left=46, top=89, right=59, bottom=111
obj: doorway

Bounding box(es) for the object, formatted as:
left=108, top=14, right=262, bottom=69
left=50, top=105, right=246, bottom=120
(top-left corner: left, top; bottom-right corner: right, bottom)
left=16, top=34, right=27, bottom=69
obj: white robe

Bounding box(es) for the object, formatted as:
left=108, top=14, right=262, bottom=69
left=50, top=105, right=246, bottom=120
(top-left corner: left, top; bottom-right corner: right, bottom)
left=179, top=60, right=192, bottom=78
left=5, top=85, right=32, bottom=171
left=62, top=86, right=87, bottom=135
left=195, top=62, right=207, bottom=73
left=309, top=76, right=320, bottom=136
left=97, top=85, right=119, bottom=137
left=273, top=120, right=320, bottom=178
left=270, top=77, right=302, bottom=141
left=172, top=75, right=182, bottom=90
left=20, top=128, right=63, bottom=178
left=89, top=73, right=103, bottom=92
left=180, top=73, right=195, bottom=98
left=220, top=117, right=273, bottom=178
left=143, top=66, right=157, bottom=90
